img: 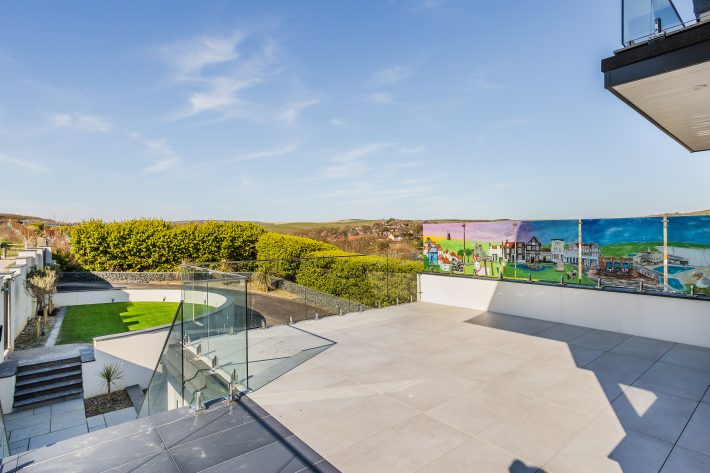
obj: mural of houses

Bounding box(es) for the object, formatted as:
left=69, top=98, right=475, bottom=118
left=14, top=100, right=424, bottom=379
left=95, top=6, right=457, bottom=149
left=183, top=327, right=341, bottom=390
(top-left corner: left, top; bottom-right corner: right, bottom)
left=503, top=241, right=525, bottom=263
left=525, top=237, right=542, bottom=263
left=488, top=244, right=503, bottom=261
left=562, top=242, right=600, bottom=269
left=551, top=239, right=565, bottom=262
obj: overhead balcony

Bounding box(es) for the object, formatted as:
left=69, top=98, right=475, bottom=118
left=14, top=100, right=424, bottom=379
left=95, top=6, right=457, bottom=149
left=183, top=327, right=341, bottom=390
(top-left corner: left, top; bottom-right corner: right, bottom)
left=602, top=0, right=710, bottom=152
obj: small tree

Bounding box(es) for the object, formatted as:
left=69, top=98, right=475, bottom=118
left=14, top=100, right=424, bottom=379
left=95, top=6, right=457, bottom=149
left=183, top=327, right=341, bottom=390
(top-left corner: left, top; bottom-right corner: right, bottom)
left=253, top=262, right=277, bottom=292
left=97, top=363, right=124, bottom=395
left=25, top=266, right=58, bottom=324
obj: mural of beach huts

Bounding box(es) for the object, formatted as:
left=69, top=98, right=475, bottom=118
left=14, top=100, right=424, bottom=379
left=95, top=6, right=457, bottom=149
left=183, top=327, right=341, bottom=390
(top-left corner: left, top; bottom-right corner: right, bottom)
left=423, top=216, right=710, bottom=295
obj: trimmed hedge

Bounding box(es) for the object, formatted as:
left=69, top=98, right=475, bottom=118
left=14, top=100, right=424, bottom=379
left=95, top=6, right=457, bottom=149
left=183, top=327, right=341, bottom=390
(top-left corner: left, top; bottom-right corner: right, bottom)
left=255, top=233, right=336, bottom=277
left=295, top=250, right=420, bottom=307
left=70, top=220, right=266, bottom=271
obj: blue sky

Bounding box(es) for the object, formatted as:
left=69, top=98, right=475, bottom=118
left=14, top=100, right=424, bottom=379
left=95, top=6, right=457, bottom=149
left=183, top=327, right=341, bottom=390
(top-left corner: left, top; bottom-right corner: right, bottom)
left=1, top=0, right=708, bottom=222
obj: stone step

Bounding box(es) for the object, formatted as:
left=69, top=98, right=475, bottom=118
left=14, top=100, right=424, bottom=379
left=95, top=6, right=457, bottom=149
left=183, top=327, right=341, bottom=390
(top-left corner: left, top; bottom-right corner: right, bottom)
left=15, top=368, right=83, bottom=388
left=17, top=356, right=81, bottom=374
left=14, top=378, right=83, bottom=400
left=13, top=387, right=83, bottom=411
left=16, top=361, right=82, bottom=379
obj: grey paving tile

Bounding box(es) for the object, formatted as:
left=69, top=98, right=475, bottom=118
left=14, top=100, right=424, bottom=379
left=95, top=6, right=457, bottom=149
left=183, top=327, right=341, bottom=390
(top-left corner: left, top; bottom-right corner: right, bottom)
left=13, top=417, right=155, bottom=466
left=5, top=410, right=36, bottom=421
left=5, top=414, right=48, bottom=432
left=9, top=439, right=29, bottom=456
left=611, top=336, right=675, bottom=361
left=660, top=446, right=710, bottom=473
left=168, top=416, right=294, bottom=473
left=417, top=437, right=540, bottom=473
left=545, top=416, right=673, bottom=473
left=49, top=399, right=84, bottom=415
left=603, top=386, right=698, bottom=443
left=156, top=402, right=270, bottom=448
left=536, top=323, right=594, bottom=342
left=703, top=389, right=710, bottom=405
left=31, top=406, right=50, bottom=415
left=49, top=410, right=85, bottom=432
left=677, top=402, right=710, bottom=457
left=103, top=408, right=136, bottom=428
left=28, top=424, right=88, bottom=450
left=201, top=435, right=324, bottom=473
left=468, top=312, right=557, bottom=335
left=86, top=415, right=106, bottom=430
left=8, top=422, right=50, bottom=443
left=103, top=452, right=179, bottom=473
left=570, top=329, right=631, bottom=351
left=660, top=344, right=710, bottom=372
left=16, top=428, right=165, bottom=472
left=634, top=361, right=710, bottom=402
left=88, top=426, right=105, bottom=433
left=584, top=352, right=655, bottom=385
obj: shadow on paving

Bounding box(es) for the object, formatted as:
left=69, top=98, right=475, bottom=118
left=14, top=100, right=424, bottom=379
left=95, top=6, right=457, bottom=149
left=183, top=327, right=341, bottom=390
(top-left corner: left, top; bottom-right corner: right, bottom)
left=467, top=311, right=710, bottom=473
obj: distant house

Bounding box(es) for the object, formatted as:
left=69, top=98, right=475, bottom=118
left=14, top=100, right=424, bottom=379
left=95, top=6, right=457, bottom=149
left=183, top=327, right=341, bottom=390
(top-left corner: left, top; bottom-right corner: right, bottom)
left=563, top=243, right=600, bottom=269
left=551, top=239, right=565, bottom=262
left=503, top=240, right=525, bottom=263
left=525, top=237, right=542, bottom=263
left=488, top=244, right=503, bottom=261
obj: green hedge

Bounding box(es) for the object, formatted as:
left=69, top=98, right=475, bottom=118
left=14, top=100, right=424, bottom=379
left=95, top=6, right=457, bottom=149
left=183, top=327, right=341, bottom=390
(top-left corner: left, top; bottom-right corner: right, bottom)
left=255, top=233, right=336, bottom=277
left=295, top=250, right=420, bottom=307
left=70, top=220, right=266, bottom=271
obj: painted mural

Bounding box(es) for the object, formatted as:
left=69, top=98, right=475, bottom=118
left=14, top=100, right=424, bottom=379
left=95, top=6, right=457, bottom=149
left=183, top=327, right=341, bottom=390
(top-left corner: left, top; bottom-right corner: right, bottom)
left=423, top=216, right=710, bottom=295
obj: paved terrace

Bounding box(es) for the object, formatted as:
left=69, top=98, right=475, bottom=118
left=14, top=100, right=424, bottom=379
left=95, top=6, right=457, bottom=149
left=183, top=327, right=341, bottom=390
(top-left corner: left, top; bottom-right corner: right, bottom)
left=250, top=302, right=710, bottom=473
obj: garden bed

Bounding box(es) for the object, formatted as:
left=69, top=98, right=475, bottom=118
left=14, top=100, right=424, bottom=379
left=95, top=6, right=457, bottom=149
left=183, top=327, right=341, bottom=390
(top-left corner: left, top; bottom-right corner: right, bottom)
left=84, top=389, right=133, bottom=417
left=13, top=312, right=57, bottom=350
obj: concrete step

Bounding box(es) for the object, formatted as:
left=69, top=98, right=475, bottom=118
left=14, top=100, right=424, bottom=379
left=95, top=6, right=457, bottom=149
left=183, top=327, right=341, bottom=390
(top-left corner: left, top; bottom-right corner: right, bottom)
left=13, top=387, right=83, bottom=411
left=15, top=378, right=83, bottom=399
left=16, top=361, right=82, bottom=379
left=15, top=368, right=83, bottom=388
left=17, top=356, right=81, bottom=374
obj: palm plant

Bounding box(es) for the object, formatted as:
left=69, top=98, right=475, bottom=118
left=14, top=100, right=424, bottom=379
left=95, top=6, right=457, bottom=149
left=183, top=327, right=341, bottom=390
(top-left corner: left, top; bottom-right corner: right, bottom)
left=97, top=363, right=124, bottom=395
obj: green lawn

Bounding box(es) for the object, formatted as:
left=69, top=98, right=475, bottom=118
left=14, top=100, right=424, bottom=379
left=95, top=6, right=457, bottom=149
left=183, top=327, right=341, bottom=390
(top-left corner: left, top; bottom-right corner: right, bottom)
left=57, top=302, right=182, bottom=344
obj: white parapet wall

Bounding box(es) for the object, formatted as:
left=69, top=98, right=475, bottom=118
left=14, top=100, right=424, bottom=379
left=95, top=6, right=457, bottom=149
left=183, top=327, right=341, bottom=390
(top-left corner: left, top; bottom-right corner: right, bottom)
left=54, top=288, right=182, bottom=307
left=83, top=326, right=171, bottom=399
left=419, top=273, right=710, bottom=348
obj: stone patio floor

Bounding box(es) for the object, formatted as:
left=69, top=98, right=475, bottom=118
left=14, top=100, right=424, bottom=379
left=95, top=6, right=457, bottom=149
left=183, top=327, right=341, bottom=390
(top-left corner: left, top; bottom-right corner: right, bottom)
left=5, top=398, right=136, bottom=455
left=250, top=302, right=710, bottom=473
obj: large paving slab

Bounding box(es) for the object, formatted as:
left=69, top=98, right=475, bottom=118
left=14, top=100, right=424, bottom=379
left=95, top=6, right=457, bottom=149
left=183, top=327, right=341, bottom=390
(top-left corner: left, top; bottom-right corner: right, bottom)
left=248, top=302, right=710, bottom=473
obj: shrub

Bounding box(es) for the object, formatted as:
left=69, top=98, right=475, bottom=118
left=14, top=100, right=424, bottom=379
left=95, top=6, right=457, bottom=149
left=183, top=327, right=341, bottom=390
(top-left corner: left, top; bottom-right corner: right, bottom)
left=70, top=220, right=266, bottom=272
left=255, top=233, right=336, bottom=278
left=295, top=250, right=420, bottom=307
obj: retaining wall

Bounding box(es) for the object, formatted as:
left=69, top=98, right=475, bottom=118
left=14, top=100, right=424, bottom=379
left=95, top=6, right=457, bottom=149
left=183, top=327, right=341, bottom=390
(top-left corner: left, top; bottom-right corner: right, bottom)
left=419, top=273, right=710, bottom=348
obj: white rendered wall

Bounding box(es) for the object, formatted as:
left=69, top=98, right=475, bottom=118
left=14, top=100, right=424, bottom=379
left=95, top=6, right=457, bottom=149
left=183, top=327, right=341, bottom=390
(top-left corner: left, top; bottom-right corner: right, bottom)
left=419, top=273, right=710, bottom=348
left=54, top=288, right=228, bottom=308
left=83, top=326, right=170, bottom=398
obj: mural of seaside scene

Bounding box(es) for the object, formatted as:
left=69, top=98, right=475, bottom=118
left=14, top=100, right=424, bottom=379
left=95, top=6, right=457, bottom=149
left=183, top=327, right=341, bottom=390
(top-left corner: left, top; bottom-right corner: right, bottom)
left=423, top=216, right=710, bottom=295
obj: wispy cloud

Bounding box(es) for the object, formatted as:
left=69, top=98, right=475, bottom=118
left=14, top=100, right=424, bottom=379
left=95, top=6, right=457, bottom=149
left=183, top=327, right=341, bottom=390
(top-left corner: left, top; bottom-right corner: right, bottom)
left=372, top=66, right=413, bottom=85
left=52, top=113, right=111, bottom=133
left=330, top=117, right=346, bottom=126
left=398, top=145, right=425, bottom=154
left=469, top=69, right=502, bottom=91
left=226, top=144, right=299, bottom=163
left=161, top=32, right=247, bottom=75
left=474, top=119, right=527, bottom=142
left=0, top=153, right=48, bottom=172
left=323, top=142, right=393, bottom=179
left=159, top=31, right=281, bottom=120
left=278, top=100, right=319, bottom=124
left=142, top=139, right=178, bottom=174
left=362, top=92, right=396, bottom=104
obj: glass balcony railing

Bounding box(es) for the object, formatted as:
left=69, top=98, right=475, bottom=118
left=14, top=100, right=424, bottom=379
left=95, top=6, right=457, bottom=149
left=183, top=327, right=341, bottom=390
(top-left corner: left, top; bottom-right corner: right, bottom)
left=622, top=0, right=686, bottom=46
left=0, top=399, right=9, bottom=459
left=138, top=254, right=421, bottom=417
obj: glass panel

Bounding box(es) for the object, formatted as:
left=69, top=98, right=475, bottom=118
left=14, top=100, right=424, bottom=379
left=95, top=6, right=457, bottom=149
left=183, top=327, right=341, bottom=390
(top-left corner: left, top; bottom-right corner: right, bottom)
left=667, top=216, right=710, bottom=295
left=623, top=0, right=685, bottom=46
left=138, top=302, right=184, bottom=418
left=0, top=398, right=9, bottom=458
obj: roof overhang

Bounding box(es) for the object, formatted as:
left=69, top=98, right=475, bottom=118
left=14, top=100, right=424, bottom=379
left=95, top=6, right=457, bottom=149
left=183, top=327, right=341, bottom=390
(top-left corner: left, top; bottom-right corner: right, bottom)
left=602, top=20, right=710, bottom=152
